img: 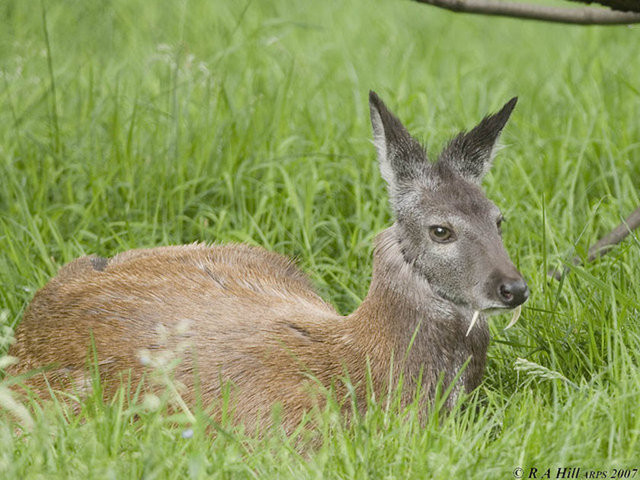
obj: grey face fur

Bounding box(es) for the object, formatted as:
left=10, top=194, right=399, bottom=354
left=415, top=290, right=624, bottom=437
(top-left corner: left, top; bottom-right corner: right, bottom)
left=369, top=92, right=528, bottom=313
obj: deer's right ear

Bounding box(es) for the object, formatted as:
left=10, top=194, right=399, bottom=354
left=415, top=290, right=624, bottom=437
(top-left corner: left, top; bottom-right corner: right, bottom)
left=369, top=91, right=427, bottom=194
left=438, top=97, right=517, bottom=184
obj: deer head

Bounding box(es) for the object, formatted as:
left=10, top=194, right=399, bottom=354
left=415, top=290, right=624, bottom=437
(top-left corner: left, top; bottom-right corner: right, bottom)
left=369, top=92, right=528, bottom=316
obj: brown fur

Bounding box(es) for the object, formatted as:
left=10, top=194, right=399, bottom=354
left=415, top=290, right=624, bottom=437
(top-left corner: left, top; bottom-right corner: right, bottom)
left=7, top=229, right=487, bottom=431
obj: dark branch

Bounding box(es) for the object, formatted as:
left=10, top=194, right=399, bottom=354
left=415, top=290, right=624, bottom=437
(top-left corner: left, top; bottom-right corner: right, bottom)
left=414, top=0, right=640, bottom=25
left=568, top=0, right=640, bottom=13
left=549, top=206, right=640, bottom=280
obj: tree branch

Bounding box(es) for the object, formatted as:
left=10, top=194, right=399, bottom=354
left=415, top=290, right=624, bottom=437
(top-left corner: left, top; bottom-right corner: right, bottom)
left=549, top=206, right=640, bottom=280
left=569, top=0, right=640, bottom=13
left=414, top=0, right=640, bottom=25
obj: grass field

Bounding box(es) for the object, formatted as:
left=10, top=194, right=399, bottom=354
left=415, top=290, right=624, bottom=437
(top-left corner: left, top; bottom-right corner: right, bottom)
left=1, top=0, right=640, bottom=477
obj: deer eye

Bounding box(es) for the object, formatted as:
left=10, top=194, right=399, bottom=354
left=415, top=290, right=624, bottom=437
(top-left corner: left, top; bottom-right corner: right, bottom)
left=497, top=216, right=504, bottom=233
left=429, top=226, right=455, bottom=243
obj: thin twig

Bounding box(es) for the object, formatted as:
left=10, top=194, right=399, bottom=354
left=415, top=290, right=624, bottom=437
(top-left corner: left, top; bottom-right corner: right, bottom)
left=414, top=0, right=640, bottom=25
left=549, top=206, right=640, bottom=280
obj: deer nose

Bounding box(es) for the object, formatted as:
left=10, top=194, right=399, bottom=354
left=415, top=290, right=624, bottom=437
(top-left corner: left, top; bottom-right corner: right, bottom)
left=498, top=278, right=529, bottom=308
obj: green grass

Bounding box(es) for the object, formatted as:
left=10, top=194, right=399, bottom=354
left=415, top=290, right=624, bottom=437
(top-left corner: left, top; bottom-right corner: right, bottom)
left=1, top=0, right=640, bottom=477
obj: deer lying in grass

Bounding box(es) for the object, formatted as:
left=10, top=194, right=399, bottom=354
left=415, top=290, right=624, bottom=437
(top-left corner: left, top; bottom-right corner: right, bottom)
left=7, top=92, right=528, bottom=431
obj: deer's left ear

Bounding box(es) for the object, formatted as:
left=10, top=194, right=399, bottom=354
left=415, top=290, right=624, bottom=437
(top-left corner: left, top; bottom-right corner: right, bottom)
left=369, top=91, right=428, bottom=194
left=438, top=97, right=517, bottom=184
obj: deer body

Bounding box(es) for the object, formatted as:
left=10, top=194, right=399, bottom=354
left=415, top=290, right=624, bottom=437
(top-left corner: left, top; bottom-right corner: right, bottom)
left=8, top=92, right=528, bottom=431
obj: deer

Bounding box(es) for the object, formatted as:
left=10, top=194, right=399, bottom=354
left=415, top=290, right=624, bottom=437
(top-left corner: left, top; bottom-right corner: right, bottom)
left=6, top=91, right=529, bottom=432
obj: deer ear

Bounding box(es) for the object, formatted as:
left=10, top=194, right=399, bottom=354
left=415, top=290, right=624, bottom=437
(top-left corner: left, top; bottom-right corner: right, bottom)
left=369, top=91, right=427, bottom=193
left=439, top=97, right=517, bottom=184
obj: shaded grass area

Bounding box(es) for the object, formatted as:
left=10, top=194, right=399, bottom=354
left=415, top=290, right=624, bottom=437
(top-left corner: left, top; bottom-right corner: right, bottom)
left=1, top=0, right=639, bottom=477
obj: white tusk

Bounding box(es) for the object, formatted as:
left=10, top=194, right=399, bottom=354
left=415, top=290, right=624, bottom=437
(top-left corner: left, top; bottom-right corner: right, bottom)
left=504, top=304, right=522, bottom=330
left=466, top=310, right=481, bottom=337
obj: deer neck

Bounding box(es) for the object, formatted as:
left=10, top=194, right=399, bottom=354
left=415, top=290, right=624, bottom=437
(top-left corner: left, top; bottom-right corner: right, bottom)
left=345, top=225, right=490, bottom=397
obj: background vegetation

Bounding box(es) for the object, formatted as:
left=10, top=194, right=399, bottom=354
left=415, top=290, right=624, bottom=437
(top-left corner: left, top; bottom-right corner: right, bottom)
left=1, top=0, right=639, bottom=477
